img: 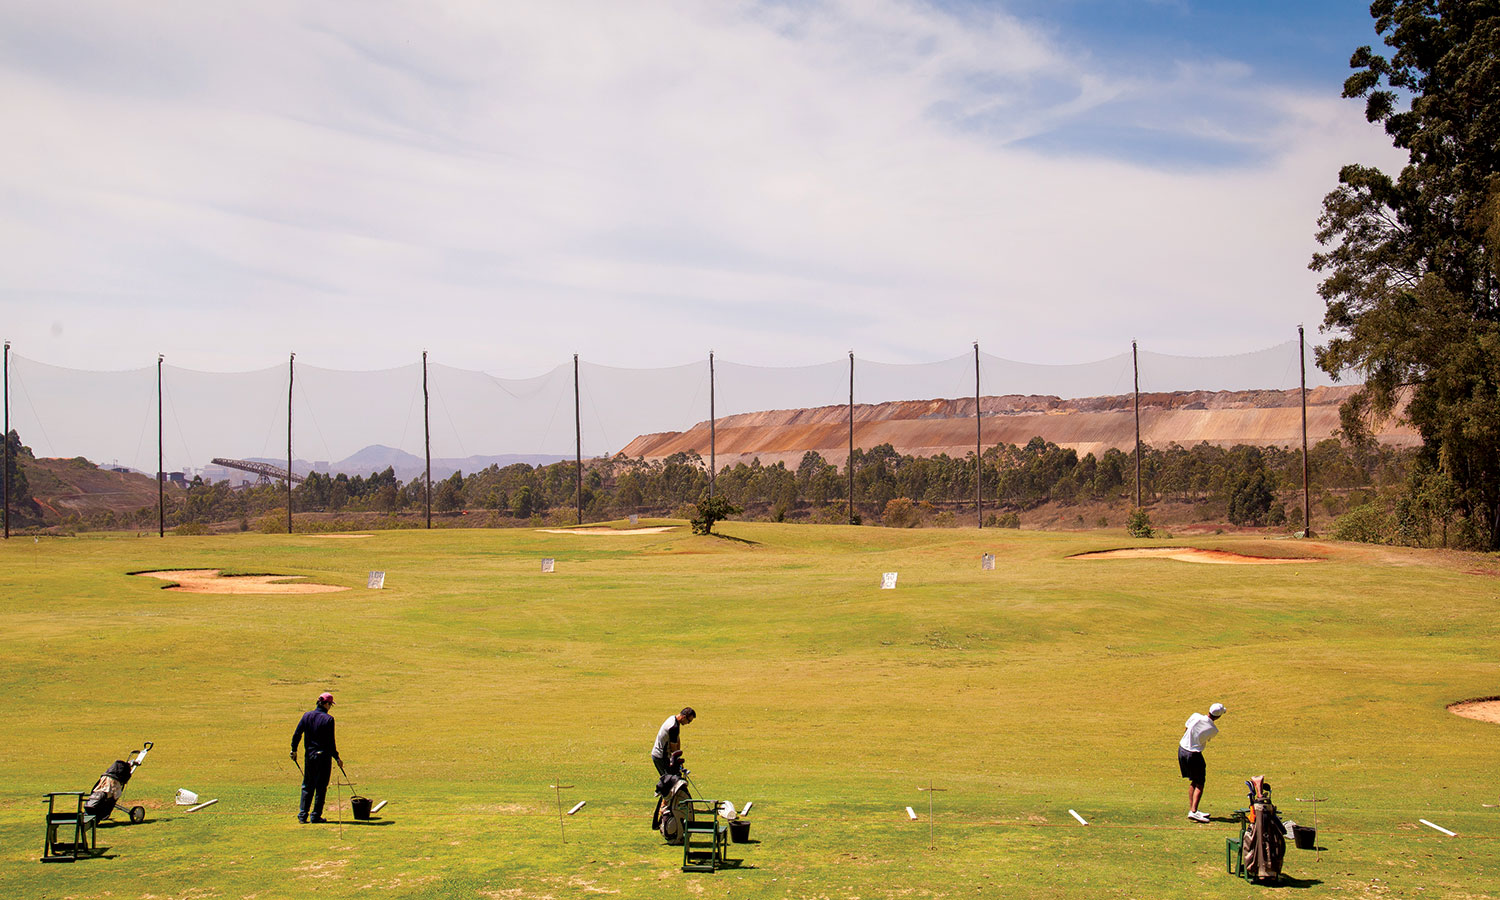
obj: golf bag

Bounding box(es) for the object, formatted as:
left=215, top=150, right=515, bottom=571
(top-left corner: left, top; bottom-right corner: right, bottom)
left=1241, top=777, right=1285, bottom=883
left=83, top=742, right=153, bottom=824
left=651, top=756, right=694, bottom=845
left=84, top=761, right=133, bottom=820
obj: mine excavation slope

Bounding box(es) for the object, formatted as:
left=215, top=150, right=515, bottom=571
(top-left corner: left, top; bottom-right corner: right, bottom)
left=617, top=385, right=1419, bottom=467
left=23, top=456, right=175, bottom=520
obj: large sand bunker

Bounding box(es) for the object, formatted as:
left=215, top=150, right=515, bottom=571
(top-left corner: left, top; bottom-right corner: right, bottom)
left=1069, top=547, right=1323, bottom=565
left=135, top=569, right=349, bottom=594
left=1449, top=698, right=1500, bottom=725
left=536, top=527, right=676, bottom=536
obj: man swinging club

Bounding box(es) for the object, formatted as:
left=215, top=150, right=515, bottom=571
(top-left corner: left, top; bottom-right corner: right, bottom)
left=291, top=692, right=342, bottom=823
left=1178, top=702, right=1226, bottom=823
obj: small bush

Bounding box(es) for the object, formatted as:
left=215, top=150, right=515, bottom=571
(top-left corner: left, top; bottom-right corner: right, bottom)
left=1095, top=515, right=1109, bottom=528
left=1330, top=502, right=1393, bottom=544
left=174, top=521, right=209, bottom=536
left=812, top=505, right=851, bottom=525
left=883, top=498, right=920, bottom=528
left=1126, top=508, right=1153, bottom=538
left=690, top=496, right=743, bottom=535
left=258, top=510, right=288, bottom=534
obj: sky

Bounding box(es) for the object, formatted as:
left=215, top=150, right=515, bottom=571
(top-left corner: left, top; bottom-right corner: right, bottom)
left=0, top=0, right=1405, bottom=376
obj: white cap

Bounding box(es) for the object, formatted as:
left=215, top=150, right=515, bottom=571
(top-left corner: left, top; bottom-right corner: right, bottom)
left=1209, top=703, right=1227, bottom=717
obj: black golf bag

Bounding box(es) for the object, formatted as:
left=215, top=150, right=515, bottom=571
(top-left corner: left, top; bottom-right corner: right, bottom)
left=1241, top=777, right=1285, bottom=883
left=84, top=761, right=133, bottom=820
left=651, top=755, right=694, bottom=845
left=83, top=742, right=153, bottom=824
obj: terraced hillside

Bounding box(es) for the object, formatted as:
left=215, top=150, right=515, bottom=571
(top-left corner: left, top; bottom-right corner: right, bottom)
left=618, top=385, right=1420, bottom=466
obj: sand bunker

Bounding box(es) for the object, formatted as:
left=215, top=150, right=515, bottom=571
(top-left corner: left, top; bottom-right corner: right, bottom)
left=1069, top=548, right=1323, bottom=565
left=308, top=534, right=372, bottom=539
left=536, top=527, right=676, bottom=535
left=135, top=569, right=349, bottom=594
left=1449, top=698, right=1500, bottom=725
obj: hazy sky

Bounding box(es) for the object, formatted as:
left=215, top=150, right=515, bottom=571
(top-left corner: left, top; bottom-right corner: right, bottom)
left=0, top=0, right=1404, bottom=375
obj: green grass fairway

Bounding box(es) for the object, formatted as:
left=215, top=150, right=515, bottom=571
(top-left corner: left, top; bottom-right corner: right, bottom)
left=2, top=524, right=1497, bottom=898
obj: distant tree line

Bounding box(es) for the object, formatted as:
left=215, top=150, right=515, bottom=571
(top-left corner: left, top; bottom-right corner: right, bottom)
left=13, top=425, right=1476, bottom=547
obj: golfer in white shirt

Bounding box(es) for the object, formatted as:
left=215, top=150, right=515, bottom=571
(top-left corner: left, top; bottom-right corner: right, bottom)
left=1178, top=702, right=1225, bottom=822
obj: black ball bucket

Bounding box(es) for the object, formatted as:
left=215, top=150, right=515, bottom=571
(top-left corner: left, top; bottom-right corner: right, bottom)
left=729, top=819, right=752, bottom=843
left=1291, top=824, right=1316, bottom=850
left=350, top=795, right=372, bottom=820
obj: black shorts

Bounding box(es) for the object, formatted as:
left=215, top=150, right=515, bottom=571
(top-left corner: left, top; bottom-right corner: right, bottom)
left=1178, top=747, right=1206, bottom=786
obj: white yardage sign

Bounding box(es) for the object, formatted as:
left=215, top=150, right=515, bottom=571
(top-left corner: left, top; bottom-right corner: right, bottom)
left=881, top=572, right=898, bottom=590
left=541, top=558, right=555, bottom=573
left=367, top=571, right=386, bottom=589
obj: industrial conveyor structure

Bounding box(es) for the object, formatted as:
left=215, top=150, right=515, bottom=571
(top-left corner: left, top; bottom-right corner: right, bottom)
left=210, top=458, right=305, bottom=484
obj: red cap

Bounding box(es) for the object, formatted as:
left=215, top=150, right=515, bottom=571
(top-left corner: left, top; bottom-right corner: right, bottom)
left=318, top=692, right=335, bottom=705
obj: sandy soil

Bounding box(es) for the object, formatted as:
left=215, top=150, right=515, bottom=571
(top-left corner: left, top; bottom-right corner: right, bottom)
left=1448, top=698, right=1500, bottom=725
left=1068, top=547, right=1323, bottom=565
left=536, top=527, right=676, bottom=535
left=135, top=569, right=349, bottom=594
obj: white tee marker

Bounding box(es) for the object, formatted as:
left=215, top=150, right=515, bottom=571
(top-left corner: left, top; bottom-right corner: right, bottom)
left=1420, top=819, right=1456, bottom=836
left=1069, top=809, right=1088, bottom=825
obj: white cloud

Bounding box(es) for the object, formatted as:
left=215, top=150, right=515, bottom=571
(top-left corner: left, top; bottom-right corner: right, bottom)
left=0, top=0, right=1403, bottom=381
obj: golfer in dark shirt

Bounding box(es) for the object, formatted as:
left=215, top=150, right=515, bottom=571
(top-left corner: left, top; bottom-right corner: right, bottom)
left=291, top=692, right=342, bottom=823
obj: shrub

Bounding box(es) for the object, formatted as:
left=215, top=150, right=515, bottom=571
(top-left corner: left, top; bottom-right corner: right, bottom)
left=174, top=521, right=209, bottom=536
left=813, top=505, right=851, bottom=525
left=883, top=498, right=920, bottom=528
left=1330, top=502, right=1392, bottom=544
left=690, top=496, right=743, bottom=535
left=258, top=510, right=288, bottom=534
left=1126, top=508, right=1153, bottom=538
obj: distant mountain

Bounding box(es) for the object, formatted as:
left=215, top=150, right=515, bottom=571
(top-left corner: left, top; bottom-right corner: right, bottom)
left=240, top=446, right=570, bottom=482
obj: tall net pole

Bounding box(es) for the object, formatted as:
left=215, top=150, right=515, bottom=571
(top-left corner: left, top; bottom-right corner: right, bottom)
left=2, top=340, right=8, bottom=540
left=709, top=351, right=716, bottom=500
left=1300, top=326, right=1312, bottom=537
left=1132, top=340, right=1141, bottom=509
left=974, top=341, right=982, bottom=529
left=157, top=354, right=164, bottom=538
left=423, top=351, right=431, bottom=529
left=848, top=351, right=855, bottom=526
left=574, top=353, right=582, bottom=526
left=287, top=352, right=295, bottom=535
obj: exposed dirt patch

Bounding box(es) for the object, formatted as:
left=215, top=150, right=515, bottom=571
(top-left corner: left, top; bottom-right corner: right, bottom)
left=536, top=527, right=676, bottom=535
left=1448, top=697, right=1500, bottom=725
left=135, top=569, right=349, bottom=594
left=1068, top=547, right=1323, bottom=565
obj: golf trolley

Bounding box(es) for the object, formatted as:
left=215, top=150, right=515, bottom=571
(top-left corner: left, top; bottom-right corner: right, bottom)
left=651, top=753, right=732, bottom=872
left=42, top=741, right=153, bottom=861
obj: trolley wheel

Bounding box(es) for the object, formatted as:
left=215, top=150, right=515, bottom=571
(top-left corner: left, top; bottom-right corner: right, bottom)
left=129, top=806, right=146, bottom=824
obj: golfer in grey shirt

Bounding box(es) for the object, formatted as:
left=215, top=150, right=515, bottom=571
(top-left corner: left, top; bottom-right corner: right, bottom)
left=651, top=707, right=696, bottom=777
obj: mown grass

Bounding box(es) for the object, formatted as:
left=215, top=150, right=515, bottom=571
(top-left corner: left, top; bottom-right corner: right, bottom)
left=1, top=523, right=1497, bottom=899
